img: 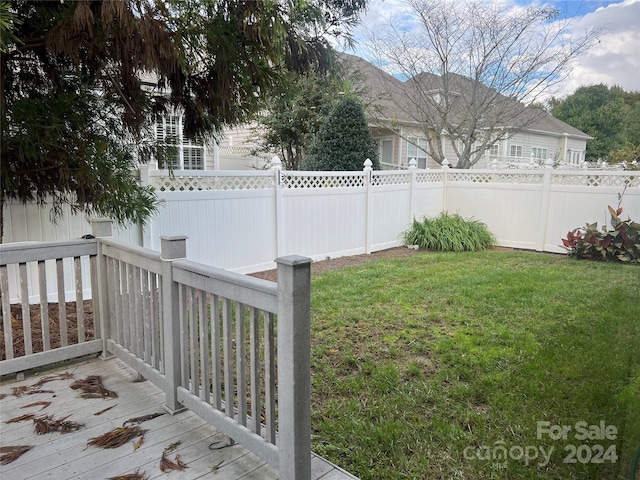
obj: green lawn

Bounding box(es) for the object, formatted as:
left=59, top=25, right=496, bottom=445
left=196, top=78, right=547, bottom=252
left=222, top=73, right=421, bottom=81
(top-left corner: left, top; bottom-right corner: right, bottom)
left=309, top=250, right=640, bottom=480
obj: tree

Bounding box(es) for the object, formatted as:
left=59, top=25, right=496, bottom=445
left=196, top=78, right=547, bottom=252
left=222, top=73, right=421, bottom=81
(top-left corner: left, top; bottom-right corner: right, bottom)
left=551, top=85, right=640, bottom=163
left=256, top=69, right=343, bottom=170
left=551, top=85, right=626, bottom=161
left=302, top=97, right=379, bottom=171
left=610, top=143, right=640, bottom=170
left=363, top=0, right=598, bottom=168
left=1, top=0, right=368, bottom=241
left=256, top=62, right=367, bottom=170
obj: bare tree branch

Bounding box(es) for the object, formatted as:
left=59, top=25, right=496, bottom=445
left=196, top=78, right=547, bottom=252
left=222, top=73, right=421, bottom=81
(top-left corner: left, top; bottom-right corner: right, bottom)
left=362, top=0, right=599, bottom=168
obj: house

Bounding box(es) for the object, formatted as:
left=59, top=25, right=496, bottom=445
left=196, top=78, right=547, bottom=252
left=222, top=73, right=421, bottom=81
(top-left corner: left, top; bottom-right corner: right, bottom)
left=150, top=53, right=591, bottom=171
left=139, top=75, right=270, bottom=171
left=339, top=53, right=592, bottom=169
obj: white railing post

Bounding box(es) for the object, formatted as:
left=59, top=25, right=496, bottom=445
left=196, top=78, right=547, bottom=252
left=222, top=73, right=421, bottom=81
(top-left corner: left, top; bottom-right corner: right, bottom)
left=276, top=255, right=312, bottom=480
left=271, top=156, right=284, bottom=259
left=160, top=235, right=188, bottom=414
left=91, top=219, right=112, bottom=359
left=363, top=159, right=373, bottom=254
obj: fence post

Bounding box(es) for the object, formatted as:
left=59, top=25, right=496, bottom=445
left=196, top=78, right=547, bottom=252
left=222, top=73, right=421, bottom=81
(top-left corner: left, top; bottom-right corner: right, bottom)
left=271, top=156, right=284, bottom=259
left=276, top=255, right=312, bottom=480
left=160, top=235, right=188, bottom=414
left=91, top=219, right=112, bottom=359
left=536, top=161, right=554, bottom=251
left=408, top=158, right=417, bottom=225
left=364, top=158, right=373, bottom=254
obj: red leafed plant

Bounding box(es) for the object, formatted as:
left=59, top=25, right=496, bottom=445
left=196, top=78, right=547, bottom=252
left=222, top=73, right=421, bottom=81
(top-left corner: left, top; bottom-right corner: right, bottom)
left=562, top=187, right=640, bottom=263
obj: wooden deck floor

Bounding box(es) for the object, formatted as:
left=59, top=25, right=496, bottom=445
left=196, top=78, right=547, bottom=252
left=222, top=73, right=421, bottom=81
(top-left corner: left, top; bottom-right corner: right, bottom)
left=0, top=357, right=358, bottom=480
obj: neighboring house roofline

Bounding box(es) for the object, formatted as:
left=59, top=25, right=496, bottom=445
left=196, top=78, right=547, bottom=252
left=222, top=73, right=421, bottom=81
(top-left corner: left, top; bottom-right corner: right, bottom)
left=340, top=53, right=591, bottom=141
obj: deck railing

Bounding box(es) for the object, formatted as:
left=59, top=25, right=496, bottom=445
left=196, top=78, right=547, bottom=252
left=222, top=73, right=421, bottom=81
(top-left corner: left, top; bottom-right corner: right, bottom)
left=0, top=220, right=312, bottom=479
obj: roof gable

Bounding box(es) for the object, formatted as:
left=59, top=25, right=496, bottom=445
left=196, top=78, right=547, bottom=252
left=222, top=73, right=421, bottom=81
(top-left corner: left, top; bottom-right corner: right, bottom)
left=340, top=54, right=591, bottom=139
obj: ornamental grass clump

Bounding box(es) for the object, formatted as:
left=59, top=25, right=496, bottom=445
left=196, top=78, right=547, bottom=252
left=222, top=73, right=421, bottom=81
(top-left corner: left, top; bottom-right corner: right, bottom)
left=403, top=212, right=496, bottom=252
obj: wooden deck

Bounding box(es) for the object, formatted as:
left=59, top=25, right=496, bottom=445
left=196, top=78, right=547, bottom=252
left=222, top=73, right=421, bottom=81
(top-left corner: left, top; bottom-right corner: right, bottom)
left=0, top=356, right=358, bottom=480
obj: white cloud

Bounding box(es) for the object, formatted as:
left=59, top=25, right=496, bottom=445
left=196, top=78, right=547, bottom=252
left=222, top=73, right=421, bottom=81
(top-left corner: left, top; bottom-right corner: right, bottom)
left=347, top=0, right=640, bottom=97
left=559, top=0, right=640, bottom=95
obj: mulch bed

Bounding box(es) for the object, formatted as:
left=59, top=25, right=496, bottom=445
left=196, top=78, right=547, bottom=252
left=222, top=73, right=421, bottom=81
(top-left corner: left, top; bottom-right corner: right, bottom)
left=0, top=300, right=95, bottom=361
left=250, top=246, right=424, bottom=282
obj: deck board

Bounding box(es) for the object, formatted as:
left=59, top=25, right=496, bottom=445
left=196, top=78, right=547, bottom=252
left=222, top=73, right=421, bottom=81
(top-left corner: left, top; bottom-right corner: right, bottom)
left=0, top=356, right=358, bottom=480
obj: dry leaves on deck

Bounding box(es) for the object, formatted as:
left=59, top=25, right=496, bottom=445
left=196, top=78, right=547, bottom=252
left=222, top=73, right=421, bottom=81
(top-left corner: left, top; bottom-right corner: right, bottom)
left=123, top=412, right=164, bottom=426
left=5, top=413, right=35, bottom=424
left=22, top=401, right=51, bottom=411
left=0, top=445, right=33, bottom=465
left=94, top=404, right=117, bottom=416
left=87, top=426, right=147, bottom=449
left=164, top=440, right=181, bottom=452
left=132, top=435, right=145, bottom=451
left=70, top=376, right=118, bottom=398
left=107, top=470, right=148, bottom=480
left=33, top=414, right=85, bottom=434
left=159, top=450, right=187, bottom=472
left=11, top=386, right=54, bottom=397
left=30, top=372, right=74, bottom=388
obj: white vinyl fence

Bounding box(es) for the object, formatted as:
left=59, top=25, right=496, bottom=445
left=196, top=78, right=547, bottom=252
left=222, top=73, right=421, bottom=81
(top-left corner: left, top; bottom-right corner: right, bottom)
left=3, top=165, right=639, bottom=302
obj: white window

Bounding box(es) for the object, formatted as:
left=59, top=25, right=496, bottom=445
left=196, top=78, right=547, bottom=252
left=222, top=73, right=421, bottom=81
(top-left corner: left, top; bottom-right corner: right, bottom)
left=572, top=150, right=581, bottom=164
left=531, top=147, right=548, bottom=160
left=155, top=114, right=205, bottom=170
left=487, top=143, right=499, bottom=156
left=510, top=145, right=523, bottom=157
left=407, top=137, right=429, bottom=168
left=379, top=139, right=393, bottom=165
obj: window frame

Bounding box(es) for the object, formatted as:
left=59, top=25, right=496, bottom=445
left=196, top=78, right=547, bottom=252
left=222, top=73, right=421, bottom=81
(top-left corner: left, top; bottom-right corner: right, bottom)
left=510, top=144, right=523, bottom=158
left=531, top=147, right=548, bottom=160
left=155, top=114, right=205, bottom=170
left=406, top=136, right=429, bottom=169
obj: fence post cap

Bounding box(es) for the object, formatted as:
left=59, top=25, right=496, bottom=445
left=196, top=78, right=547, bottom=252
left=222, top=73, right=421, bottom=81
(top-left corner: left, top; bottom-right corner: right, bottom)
left=441, top=158, right=450, bottom=169
left=363, top=158, right=373, bottom=171
left=275, top=255, right=312, bottom=267
left=90, top=219, right=113, bottom=237
left=270, top=155, right=282, bottom=170
left=160, top=235, right=187, bottom=260
left=408, top=158, right=417, bottom=169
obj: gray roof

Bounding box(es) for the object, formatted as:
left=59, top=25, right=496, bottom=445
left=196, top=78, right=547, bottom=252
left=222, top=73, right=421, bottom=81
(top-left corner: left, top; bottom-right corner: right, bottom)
left=339, top=53, right=591, bottom=139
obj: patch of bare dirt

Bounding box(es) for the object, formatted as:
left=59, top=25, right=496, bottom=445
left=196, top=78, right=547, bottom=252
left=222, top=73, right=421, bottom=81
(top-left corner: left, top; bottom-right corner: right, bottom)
left=250, top=246, right=426, bottom=282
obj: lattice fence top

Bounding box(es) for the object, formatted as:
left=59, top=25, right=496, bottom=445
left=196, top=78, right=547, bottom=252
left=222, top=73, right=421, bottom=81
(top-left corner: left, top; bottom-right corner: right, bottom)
left=551, top=173, right=640, bottom=187
left=372, top=172, right=411, bottom=186
left=280, top=172, right=365, bottom=189
left=415, top=172, right=444, bottom=183
left=447, top=171, right=545, bottom=184
left=151, top=174, right=275, bottom=191
left=148, top=169, right=639, bottom=191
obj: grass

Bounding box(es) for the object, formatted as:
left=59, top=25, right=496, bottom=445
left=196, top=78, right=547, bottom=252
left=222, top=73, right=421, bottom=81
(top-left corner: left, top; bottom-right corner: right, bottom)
left=309, top=250, right=640, bottom=480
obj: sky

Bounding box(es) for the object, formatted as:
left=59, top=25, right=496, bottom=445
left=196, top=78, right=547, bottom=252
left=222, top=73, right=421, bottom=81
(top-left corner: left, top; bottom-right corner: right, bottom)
left=342, top=0, right=640, bottom=99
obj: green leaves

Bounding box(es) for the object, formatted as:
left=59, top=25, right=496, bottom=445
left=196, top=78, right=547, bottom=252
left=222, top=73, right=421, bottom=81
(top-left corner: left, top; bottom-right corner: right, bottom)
left=403, top=213, right=496, bottom=252
left=302, top=97, right=379, bottom=171
left=1, top=0, right=368, bottom=239
left=552, top=85, right=640, bottom=163
left=562, top=204, right=640, bottom=264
